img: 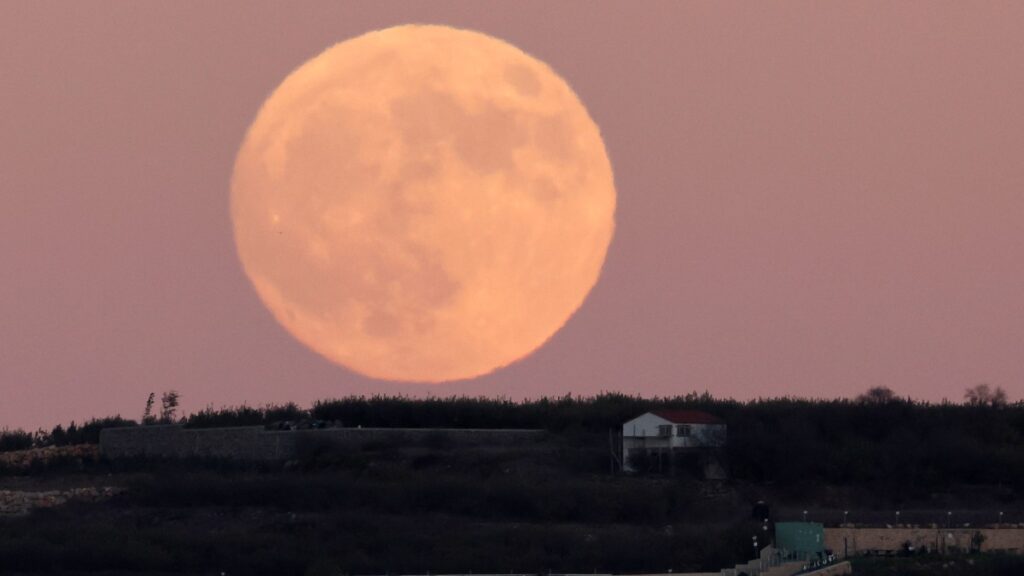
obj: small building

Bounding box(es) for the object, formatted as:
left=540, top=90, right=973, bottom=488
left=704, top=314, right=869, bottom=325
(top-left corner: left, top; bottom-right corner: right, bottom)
left=621, top=409, right=726, bottom=473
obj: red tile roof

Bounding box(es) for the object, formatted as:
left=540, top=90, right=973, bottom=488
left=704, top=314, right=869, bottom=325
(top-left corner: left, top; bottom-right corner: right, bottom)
left=651, top=409, right=724, bottom=425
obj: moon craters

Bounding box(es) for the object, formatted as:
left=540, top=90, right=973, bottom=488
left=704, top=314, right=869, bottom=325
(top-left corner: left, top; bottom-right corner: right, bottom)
left=231, top=25, right=615, bottom=382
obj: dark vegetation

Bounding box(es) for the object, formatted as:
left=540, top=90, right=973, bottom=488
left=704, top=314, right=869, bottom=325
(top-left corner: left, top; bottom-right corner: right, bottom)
left=1, top=416, right=136, bottom=451
left=1, top=391, right=1021, bottom=574
left=0, top=437, right=763, bottom=575
left=3, top=391, right=1023, bottom=496
left=185, top=390, right=1023, bottom=497
left=851, top=554, right=1024, bottom=576
left=0, top=428, right=32, bottom=452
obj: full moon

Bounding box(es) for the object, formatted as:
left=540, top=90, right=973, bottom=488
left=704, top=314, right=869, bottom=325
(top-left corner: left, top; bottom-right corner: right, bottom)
left=231, top=25, right=615, bottom=382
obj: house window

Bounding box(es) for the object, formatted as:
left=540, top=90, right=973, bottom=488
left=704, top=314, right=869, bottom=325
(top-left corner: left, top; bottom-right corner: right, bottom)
left=676, top=424, right=691, bottom=437
left=657, top=425, right=672, bottom=437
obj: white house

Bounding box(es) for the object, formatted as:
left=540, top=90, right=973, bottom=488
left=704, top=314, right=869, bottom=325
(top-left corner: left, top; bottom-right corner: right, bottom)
left=621, top=410, right=726, bottom=472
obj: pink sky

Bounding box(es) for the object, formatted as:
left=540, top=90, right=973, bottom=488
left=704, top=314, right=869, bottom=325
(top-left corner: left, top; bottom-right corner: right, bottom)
left=2, top=2, right=1022, bottom=430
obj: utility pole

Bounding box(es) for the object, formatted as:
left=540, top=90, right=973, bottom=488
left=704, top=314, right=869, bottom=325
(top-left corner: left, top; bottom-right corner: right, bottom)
left=608, top=429, right=622, bottom=473
left=609, top=429, right=614, bottom=474
left=752, top=535, right=759, bottom=574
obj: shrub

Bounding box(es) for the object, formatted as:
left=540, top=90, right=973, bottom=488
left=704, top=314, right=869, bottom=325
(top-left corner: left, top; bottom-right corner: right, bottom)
left=0, top=428, right=33, bottom=452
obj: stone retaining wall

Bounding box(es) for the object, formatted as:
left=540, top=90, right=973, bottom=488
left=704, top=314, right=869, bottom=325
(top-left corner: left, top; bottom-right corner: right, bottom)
left=99, top=425, right=547, bottom=462
left=825, top=527, right=1024, bottom=558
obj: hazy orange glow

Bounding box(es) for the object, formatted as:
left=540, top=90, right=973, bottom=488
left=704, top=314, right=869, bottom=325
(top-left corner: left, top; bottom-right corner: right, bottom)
left=231, top=25, right=616, bottom=382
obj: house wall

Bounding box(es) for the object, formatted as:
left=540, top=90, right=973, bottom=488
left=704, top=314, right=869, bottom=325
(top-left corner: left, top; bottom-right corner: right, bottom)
left=621, top=438, right=726, bottom=473
left=99, top=425, right=547, bottom=462
left=622, top=413, right=674, bottom=438
left=622, top=415, right=726, bottom=447
left=621, top=414, right=726, bottom=471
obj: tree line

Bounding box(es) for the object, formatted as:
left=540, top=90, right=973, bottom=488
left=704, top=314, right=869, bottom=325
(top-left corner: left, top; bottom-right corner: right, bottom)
left=2, top=387, right=1021, bottom=494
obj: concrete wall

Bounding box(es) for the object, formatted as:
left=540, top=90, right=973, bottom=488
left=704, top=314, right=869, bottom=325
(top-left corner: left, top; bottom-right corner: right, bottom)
left=99, top=425, right=547, bottom=462
left=825, top=527, right=1024, bottom=558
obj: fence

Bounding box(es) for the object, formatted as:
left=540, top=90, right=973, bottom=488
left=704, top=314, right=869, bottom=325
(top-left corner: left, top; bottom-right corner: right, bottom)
left=775, top=507, right=1023, bottom=529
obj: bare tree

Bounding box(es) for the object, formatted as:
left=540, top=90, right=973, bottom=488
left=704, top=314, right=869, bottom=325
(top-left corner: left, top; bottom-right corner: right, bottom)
left=160, top=390, right=181, bottom=423
left=142, top=392, right=156, bottom=425
left=964, top=384, right=1008, bottom=407
left=856, top=386, right=897, bottom=404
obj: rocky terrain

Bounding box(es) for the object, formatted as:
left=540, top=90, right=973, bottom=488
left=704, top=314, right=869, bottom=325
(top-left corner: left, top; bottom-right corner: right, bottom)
left=0, top=486, right=123, bottom=516
left=0, top=445, right=122, bottom=517
left=0, top=444, right=99, bottom=470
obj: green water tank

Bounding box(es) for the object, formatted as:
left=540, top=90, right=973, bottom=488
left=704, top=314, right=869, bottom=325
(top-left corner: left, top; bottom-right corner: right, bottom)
left=775, top=522, right=825, bottom=558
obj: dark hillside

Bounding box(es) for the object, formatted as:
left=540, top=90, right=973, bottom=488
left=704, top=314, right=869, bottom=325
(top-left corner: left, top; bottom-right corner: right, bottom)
left=0, top=394, right=1021, bottom=574
left=4, top=394, right=1022, bottom=498
left=1, top=434, right=759, bottom=575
